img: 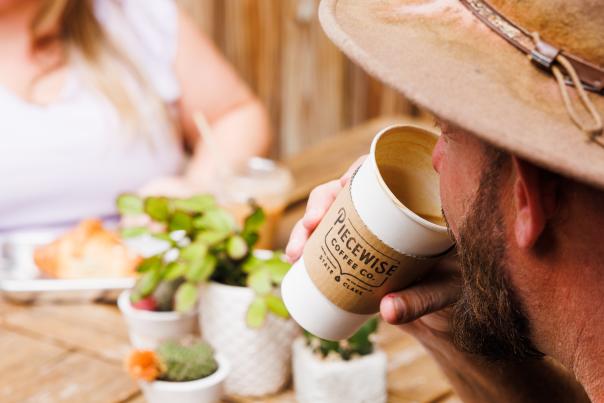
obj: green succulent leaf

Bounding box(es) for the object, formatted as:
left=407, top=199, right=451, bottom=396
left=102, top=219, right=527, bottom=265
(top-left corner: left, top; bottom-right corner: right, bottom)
left=136, top=256, right=162, bottom=273
left=129, top=289, right=143, bottom=304
left=346, top=317, right=378, bottom=356
left=186, top=254, right=217, bottom=284
left=121, top=226, right=150, bottom=239
left=243, top=207, right=265, bottom=233
left=246, top=296, right=267, bottom=328
left=193, top=208, right=235, bottom=232
left=265, top=258, right=291, bottom=284
left=135, top=268, right=161, bottom=297
left=242, top=255, right=263, bottom=274
left=144, top=197, right=171, bottom=222
left=163, top=261, right=187, bottom=281
left=265, top=294, right=289, bottom=318
left=171, top=195, right=215, bottom=213
left=169, top=211, right=193, bottom=232
left=116, top=194, right=144, bottom=215
left=149, top=233, right=171, bottom=243
left=180, top=242, right=208, bottom=262
left=226, top=235, right=248, bottom=260
left=195, top=230, right=230, bottom=246
left=247, top=268, right=271, bottom=295
left=174, top=282, right=198, bottom=312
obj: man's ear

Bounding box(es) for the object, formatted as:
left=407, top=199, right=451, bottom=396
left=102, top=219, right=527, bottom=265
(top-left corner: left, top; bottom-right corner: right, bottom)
left=511, top=157, right=557, bottom=249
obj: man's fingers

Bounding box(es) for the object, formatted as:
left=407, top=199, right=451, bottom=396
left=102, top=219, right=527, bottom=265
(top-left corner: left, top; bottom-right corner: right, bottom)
left=380, top=271, right=461, bottom=325
left=285, top=219, right=309, bottom=263
left=340, top=155, right=367, bottom=186
left=302, top=180, right=342, bottom=231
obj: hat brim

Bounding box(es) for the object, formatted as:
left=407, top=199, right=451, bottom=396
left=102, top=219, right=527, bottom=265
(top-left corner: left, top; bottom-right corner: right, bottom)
left=319, top=0, right=604, bottom=189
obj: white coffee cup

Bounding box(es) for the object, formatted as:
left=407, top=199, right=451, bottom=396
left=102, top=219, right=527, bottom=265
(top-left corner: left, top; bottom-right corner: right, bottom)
left=281, top=125, right=454, bottom=340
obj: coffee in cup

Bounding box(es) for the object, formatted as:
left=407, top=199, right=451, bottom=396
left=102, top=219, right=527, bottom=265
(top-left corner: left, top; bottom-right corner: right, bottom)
left=281, top=125, right=454, bottom=340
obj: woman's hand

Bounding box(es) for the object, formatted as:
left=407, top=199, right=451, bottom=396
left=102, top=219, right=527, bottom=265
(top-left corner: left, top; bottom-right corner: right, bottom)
left=285, top=155, right=460, bottom=342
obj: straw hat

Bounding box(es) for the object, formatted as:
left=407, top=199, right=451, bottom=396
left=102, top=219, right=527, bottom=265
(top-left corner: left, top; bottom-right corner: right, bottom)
left=319, top=0, right=604, bottom=188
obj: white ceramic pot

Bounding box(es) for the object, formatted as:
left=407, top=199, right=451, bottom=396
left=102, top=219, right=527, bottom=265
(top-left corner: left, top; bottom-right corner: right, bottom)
left=292, top=338, right=388, bottom=403
left=118, top=290, right=198, bottom=349
left=139, top=353, right=230, bottom=403
left=199, top=282, right=300, bottom=397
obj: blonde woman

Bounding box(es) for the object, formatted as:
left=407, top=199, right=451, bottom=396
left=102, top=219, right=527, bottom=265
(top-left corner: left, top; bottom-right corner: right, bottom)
left=0, top=0, right=271, bottom=232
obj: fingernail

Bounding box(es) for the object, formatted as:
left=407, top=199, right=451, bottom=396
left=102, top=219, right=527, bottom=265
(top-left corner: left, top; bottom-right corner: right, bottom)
left=286, top=239, right=300, bottom=259
left=386, top=295, right=405, bottom=324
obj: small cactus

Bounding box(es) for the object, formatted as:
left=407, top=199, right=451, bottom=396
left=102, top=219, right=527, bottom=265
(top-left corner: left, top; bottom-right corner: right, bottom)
left=156, top=340, right=218, bottom=382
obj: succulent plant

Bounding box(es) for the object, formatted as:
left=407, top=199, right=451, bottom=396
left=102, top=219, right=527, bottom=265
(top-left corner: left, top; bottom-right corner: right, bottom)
left=156, top=340, right=218, bottom=382
left=117, top=193, right=292, bottom=328
left=304, top=317, right=379, bottom=361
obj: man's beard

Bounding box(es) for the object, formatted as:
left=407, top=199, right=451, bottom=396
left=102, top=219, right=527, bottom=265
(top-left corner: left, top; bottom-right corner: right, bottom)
left=449, top=159, right=543, bottom=361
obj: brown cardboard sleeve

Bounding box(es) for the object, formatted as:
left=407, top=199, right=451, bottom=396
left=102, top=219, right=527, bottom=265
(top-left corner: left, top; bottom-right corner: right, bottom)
left=302, top=181, right=444, bottom=315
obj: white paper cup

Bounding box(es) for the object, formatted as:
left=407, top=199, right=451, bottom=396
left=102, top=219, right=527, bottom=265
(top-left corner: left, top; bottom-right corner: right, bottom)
left=282, top=125, right=454, bottom=340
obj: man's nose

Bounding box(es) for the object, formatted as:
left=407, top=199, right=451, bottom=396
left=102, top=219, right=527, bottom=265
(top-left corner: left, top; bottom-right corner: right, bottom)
left=432, top=136, right=445, bottom=173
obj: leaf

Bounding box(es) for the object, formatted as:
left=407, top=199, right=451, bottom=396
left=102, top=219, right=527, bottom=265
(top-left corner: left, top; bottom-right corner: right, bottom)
left=195, top=230, right=230, bottom=246
left=171, top=195, right=215, bottom=213
left=144, top=197, right=170, bottom=222
left=163, top=261, right=187, bottom=281
left=247, top=268, right=271, bottom=295
left=117, top=194, right=144, bottom=215
left=121, top=226, right=150, bottom=239
left=135, top=268, right=161, bottom=297
left=265, top=294, right=289, bottom=319
left=242, top=232, right=259, bottom=248
left=152, top=233, right=173, bottom=243
left=265, top=258, right=291, bottom=284
left=180, top=242, right=208, bottom=262
left=168, top=211, right=193, bottom=232
left=241, top=256, right=263, bottom=274
left=136, top=256, right=162, bottom=273
left=347, top=317, right=379, bottom=356
left=226, top=235, right=248, bottom=260
left=185, top=254, right=217, bottom=284
left=174, top=282, right=198, bottom=312
left=242, top=207, right=265, bottom=234
left=193, top=208, right=235, bottom=232
left=246, top=296, right=267, bottom=328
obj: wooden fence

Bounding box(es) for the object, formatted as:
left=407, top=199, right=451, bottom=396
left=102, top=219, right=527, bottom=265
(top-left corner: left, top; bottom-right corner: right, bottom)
left=178, top=0, right=424, bottom=157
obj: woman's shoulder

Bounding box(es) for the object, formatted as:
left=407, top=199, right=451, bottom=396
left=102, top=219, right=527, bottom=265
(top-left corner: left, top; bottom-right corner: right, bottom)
left=94, top=0, right=181, bottom=101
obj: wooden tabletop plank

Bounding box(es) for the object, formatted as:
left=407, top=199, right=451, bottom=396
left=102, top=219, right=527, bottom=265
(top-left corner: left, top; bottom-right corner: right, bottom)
left=3, top=303, right=130, bottom=362
left=0, top=329, right=67, bottom=376
left=1, top=351, right=138, bottom=403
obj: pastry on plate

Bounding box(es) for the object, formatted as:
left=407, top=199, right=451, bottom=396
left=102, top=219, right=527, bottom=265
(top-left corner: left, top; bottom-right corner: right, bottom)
left=34, top=219, right=141, bottom=278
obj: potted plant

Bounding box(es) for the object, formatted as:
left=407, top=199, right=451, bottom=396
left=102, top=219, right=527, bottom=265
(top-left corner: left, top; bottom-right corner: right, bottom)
left=199, top=250, right=300, bottom=397
left=116, top=193, right=255, bottom=349
left=126, top=338, right=229, bottom=403
left=116, top=193, right=299, bottom=397
left=292, top=318, right=387, bottom=403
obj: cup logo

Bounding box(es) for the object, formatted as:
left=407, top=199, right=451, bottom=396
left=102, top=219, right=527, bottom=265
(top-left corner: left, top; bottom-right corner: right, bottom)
left=320, top=207, right=400, bottom=290
left=304, top=180, right=439, bottom=314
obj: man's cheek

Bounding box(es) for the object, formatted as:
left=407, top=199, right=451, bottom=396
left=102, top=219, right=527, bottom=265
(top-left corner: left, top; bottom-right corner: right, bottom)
left=440, top=181, right=460, bottom=239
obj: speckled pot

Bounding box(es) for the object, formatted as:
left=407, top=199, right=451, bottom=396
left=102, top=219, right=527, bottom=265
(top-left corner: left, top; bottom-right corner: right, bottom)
left=199, top=282, right=300, bottom=397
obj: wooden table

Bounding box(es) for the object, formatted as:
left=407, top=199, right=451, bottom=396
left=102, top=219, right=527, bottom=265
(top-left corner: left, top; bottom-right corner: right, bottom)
left=0, top=116, right=460, bottom=403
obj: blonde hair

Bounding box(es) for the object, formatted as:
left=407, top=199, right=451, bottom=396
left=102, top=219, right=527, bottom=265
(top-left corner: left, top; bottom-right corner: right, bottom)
left=30, top=0, right=171, bottom=135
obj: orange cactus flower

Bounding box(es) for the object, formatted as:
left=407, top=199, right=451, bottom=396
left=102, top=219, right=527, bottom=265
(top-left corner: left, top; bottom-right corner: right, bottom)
left=126, top=350, right=163, bottom=381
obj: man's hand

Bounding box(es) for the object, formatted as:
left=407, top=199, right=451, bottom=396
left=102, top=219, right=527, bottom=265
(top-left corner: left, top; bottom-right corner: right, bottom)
left=285, top=156, right=460, bottom=343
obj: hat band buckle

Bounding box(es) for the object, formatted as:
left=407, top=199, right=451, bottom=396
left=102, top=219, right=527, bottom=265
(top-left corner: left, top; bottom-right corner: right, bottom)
left=460, top=0, right=603, bottom=142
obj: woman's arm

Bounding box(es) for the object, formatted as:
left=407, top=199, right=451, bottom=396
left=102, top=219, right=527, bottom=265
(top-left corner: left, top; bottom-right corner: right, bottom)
left=173, top=7, right=271, bottom=191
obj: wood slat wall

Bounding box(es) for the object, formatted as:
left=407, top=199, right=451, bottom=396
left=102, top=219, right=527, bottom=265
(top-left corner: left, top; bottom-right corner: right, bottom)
left=177, top=0, right=424, bottom=157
